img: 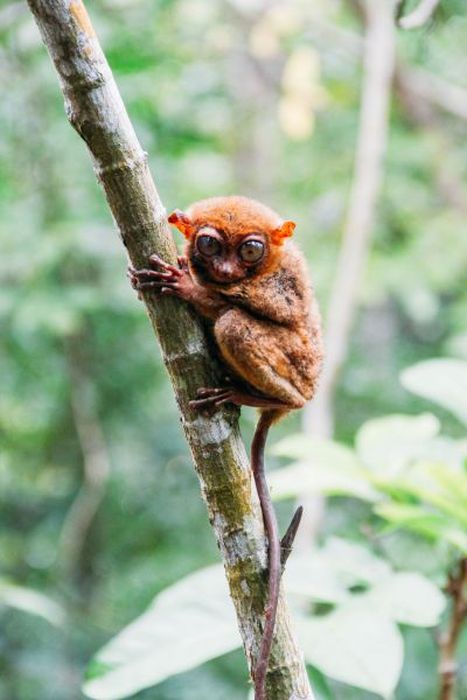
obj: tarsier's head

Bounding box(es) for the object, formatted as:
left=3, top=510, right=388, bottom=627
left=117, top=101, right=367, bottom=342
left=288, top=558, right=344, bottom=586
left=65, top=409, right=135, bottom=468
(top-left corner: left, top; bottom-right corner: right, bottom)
left=168, top=196, right=295, bottom=286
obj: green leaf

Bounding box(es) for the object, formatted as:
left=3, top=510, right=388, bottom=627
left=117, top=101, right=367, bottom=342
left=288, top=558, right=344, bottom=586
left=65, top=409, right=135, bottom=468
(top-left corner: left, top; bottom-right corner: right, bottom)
left=269, top=436, right=378, bottom=502
left=285, top=538, right=391, bottom=603
left=356, top=413, right=440, bottom=476
left=0, top=579, right=65, bottom=627
left=355, top=572, right=445, bottom=627
left=272, top=434, right=360, bottom=465
left=285, top=553, right=349, bottom=604
left=297, top=607, right=403, bottom=698
left=308, top=666, right=334, bottom=700
left=374, top=503, right=467, bottom=553
left=82, top=565, right=241, bottom=699
left=401, top=358, right=467, bottom=427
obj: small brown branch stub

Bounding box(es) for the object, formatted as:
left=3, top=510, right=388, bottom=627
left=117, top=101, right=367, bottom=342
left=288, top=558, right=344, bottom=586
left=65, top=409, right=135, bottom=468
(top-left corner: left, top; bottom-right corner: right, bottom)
left=438, top=558, right=467, bottom=700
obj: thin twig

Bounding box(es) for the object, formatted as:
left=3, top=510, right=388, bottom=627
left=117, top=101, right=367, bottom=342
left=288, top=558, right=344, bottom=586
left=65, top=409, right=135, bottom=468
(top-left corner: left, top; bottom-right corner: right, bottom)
left=438, top=558, right=467, bottom=700
left=58, top=338, right=110, bottom=583
left=398, top=0, right=442, bottom=30
left=297, top=0, right=396, bottom=546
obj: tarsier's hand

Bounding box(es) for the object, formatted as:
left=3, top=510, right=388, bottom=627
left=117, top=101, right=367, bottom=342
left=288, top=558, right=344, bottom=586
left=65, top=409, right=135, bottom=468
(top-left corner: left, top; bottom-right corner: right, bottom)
left=128, top=254, right=195, bottom=302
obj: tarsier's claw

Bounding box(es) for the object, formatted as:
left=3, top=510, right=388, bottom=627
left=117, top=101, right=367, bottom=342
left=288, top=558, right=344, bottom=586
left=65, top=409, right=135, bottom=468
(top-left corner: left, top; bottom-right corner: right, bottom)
left=177, top=255, right=189, bottom=271
left=149, top=254, right=182, bottom=277
left=195, top=387, right=230, bottom=398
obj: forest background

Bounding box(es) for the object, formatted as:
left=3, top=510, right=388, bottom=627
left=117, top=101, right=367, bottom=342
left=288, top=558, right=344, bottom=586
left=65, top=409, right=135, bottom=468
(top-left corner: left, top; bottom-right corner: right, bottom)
left=1, top=1, right=467, bottom=699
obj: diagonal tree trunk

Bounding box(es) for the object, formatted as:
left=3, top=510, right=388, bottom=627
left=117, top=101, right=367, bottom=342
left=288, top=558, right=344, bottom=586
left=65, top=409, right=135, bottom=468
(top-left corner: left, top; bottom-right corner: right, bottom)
left=26, top=2, right=314, bottom=698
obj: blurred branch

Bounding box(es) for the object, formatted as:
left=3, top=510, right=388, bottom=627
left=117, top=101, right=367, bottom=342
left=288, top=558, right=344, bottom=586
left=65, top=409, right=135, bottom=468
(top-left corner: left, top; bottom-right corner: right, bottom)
left=59, top=339, right=110, bottom=584
left=0, top=2, right=26, bottom=31
left=398, top=68, right=467, bottom=122
left=395, top=71, right=467, bottom=213
left=397, top=0, right=441, bottom=29
left=298, top=0, right=396, bottom=545
left=438, top=558, right=467, bottom=700
left=303, top=0, right=396, bottom=438
left=26, top=1, right=314, bottom=697
left=307, top=12, right=467, bottom=124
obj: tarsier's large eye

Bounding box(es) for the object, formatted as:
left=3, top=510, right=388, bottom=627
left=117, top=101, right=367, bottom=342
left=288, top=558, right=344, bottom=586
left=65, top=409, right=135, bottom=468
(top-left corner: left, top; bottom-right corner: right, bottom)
left=197, top=235, right=221, bottom=257
left=239, top=240, right=264, bottom=263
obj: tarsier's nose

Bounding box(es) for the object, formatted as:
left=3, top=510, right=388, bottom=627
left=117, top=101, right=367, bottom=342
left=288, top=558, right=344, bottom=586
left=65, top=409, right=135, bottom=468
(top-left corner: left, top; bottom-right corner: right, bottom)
left=219, top=261, right=234, bottom=276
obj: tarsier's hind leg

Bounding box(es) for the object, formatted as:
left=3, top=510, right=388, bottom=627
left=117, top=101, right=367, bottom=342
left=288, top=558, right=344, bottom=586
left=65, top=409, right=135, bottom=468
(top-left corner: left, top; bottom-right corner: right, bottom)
left=209, top=308, right=308, bottom=700
left=213, top=308, right=309, bottom=410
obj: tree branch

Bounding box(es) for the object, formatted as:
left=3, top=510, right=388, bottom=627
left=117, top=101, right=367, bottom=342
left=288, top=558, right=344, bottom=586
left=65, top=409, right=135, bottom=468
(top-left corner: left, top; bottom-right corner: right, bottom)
left=297, top=0, right=396, bottom=546
left=26, top=1, right=314, bottom=697
left=397, top=0, right=441, bottom=30
left=303, top=0, right=396, bottom=439
left=58, top=336, right=110, bottom=586
left=438, top=558, right=467, bottom=700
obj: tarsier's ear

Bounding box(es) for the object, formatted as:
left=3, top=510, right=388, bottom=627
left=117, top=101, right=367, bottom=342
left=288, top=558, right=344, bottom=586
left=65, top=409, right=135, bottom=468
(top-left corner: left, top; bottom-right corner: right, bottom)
left=168, top=209, right=194, bottom=239
left=271, top=220, right=296, bottom=245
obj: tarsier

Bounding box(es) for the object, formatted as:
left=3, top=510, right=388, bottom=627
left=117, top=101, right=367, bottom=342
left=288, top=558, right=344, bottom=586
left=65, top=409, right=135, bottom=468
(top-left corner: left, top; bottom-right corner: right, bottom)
left=129, top=196, right=323, bottom=700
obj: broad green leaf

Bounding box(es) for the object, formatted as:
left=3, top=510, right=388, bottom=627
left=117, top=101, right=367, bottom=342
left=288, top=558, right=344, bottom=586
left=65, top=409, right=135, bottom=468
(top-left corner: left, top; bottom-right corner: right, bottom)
left=319, top=537, right=392, bottom=587
left=285, top=538, right=391, bottom=603
left=401, top=358, right=467, bottom=427
left=356, top=572, right=445, bottom=627
left=425, top=463, right=467, bottom=512
left=356, top=414, right=440, bottom=476
left=372, top=460, right=467, bottom=528
left=269, top=436, right=377, bottom=502
left=308, top=666, right=334, bottom=700
left=297, top=607, right=403, bottom=698
left=269, top=461, right=377, bottom=502
left=83, top=565, right=241, bottom=700
left=375, top=503, right=467, bottom=554
left=271, top=434, right=360, bottom=466
left=0, top=579, right=65, bottom=627
left=285, top=553, right=349, bottom=604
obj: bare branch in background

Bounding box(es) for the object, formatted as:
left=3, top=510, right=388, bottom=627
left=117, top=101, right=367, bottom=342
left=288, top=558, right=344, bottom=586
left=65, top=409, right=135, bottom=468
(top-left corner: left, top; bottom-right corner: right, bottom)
left=397, top=0, right=442, bottom=30
left=395, top=69, right=467, bottom=214
left=304, top=0, right=396, bottom=438
left=438, top=558, right=467, bottom=700
left=58, top=339, right=110, bottom=584
left=0, top=2, right=26, bottom=32
left=298, top=0, right=396, bottom=544
left=26, top=1, right=314, bottom=696
left=398, top=68, right=467, bottom=122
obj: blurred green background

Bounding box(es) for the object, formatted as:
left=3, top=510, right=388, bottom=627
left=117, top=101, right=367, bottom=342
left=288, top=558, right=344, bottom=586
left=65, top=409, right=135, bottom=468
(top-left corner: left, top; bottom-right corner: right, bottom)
left=1, top=1, right=467, bottom=699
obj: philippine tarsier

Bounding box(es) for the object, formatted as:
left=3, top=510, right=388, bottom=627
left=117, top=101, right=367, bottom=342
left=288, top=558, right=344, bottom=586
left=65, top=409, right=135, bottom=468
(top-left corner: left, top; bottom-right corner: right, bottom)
left=129, top=196, right=323, bottom=700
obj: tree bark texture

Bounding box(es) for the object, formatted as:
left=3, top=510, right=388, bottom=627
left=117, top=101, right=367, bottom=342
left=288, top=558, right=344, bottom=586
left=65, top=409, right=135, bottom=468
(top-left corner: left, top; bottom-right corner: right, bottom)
left=26, top=2, right=314, bottom=698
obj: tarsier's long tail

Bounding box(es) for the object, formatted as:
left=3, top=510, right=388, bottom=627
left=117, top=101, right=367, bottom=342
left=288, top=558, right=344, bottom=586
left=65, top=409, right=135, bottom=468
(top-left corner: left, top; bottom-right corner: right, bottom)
left=251, top=410, right=303, bottom=700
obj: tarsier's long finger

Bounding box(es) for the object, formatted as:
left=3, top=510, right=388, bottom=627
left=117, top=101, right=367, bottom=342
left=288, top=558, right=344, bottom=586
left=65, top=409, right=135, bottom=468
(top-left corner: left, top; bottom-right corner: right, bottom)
left=149, top=254, right=182, bottom=277
left=189, top=392, right=232, bottom=410
left=214, top=394, right=237, bottom=407
left=177, top=255, right=189, bottom=270
left=136, top=280, right=171, bottom=290
left=195, top=386, right=230, bottom=398
left=132, top=268, right=175, bottom=281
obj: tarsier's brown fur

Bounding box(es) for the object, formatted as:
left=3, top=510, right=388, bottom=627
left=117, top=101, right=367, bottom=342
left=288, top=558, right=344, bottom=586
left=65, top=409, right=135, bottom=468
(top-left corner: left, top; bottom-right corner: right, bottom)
left=130, top=196, right=323, bottom=700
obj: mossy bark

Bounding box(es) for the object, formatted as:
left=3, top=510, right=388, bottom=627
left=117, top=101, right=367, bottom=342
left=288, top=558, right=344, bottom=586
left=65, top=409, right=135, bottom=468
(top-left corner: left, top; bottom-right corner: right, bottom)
left=26, top=2, right=314, bottom=697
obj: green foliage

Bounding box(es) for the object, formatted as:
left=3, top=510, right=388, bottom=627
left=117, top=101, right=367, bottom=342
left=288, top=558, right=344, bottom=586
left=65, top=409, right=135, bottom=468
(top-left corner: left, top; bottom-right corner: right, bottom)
left=2, top=1, right=467, bottom=698
left=82, top=538, right=444, bottom=699
left=272, top=359, right=467, bottom=556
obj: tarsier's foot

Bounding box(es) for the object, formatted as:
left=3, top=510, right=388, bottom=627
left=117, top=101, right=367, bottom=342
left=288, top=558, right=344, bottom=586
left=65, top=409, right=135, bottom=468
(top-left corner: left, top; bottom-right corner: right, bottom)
left=189, top=386, right=235, bottom=410
left=128, top=254, right=192, bottom=299
left=189, top=387, right=290, bottom=411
